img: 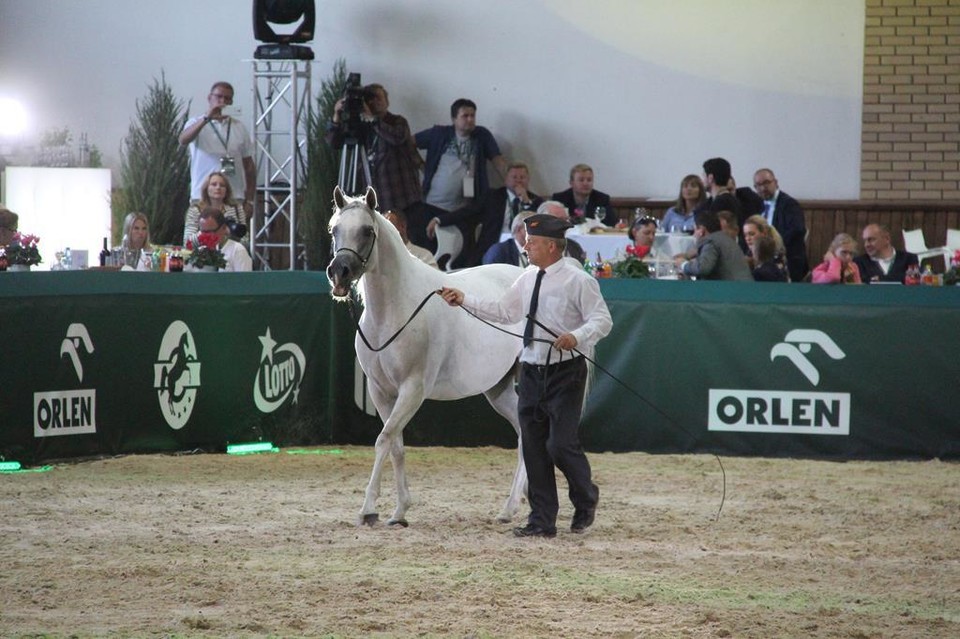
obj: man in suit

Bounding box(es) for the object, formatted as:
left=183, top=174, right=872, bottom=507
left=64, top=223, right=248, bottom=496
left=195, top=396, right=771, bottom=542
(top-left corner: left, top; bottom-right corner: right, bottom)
left=483, top=211, right=533, bottom=266
left=753, top=168, right=810, bottom=282
left=427, top=161, right=543, bottom=267
left=551, top=164, right=617, bottom=226
left=854, top=223, right=919, bottom=284
left=676, top=209, right=753, bottom=281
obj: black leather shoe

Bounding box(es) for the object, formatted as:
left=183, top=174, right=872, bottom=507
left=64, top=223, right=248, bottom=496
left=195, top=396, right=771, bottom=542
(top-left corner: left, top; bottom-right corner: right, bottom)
left=572, top=485, right=599, bottom=533
left=513, top=524, right=557, bottom=538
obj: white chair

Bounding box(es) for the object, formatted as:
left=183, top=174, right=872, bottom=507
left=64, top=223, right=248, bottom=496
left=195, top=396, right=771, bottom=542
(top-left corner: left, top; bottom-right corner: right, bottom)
left=434, top=225, right=463, bottom=272
left=902, top=229, right=946, bottom=267
left=945, top=229, right=960, bottom=252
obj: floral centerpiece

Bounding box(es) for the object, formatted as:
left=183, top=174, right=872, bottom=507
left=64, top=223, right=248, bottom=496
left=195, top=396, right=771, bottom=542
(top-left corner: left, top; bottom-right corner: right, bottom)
left=185, top=232, right=226, bottom=270
left=611, top=243, right=652, bottom=279
left=2, top=232, right=43, bottom=268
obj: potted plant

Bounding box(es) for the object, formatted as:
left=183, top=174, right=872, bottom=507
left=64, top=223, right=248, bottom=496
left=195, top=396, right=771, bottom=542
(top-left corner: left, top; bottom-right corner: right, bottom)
left=186, top=232, right=226, bottom=271
left=2, top=232, right=42, bottom=271
left=944, top=249, right=960, bottom=286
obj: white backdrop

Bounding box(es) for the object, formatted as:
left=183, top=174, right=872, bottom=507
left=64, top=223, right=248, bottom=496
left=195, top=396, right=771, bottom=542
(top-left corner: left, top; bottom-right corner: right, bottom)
left=0, top=0, right=864, bottom=200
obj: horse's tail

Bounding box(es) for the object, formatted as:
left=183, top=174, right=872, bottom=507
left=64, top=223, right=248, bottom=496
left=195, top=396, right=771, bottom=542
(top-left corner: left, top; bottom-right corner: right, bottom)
left=582, top=358, right=594, bottom=420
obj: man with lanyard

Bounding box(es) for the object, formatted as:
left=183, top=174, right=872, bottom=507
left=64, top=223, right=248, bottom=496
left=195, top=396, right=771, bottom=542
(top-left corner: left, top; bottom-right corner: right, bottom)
left=413, top=99, right=507, bottom=251
left=179, top=81, right=256, bottom=219
left=440, top=214, right=612, bottom=538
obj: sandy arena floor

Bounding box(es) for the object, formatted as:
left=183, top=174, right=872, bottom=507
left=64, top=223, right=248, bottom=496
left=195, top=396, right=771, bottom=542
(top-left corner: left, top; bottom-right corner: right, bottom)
left=0, top=446, right=957, bottom=638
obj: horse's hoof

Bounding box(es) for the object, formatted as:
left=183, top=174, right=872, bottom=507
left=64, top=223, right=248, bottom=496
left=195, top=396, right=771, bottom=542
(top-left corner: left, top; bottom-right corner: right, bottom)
left=387, top=518, right=409, bottom=528
left=360, top=513, right=379, bottom=527
left=496, top=515, right=512, bottom=524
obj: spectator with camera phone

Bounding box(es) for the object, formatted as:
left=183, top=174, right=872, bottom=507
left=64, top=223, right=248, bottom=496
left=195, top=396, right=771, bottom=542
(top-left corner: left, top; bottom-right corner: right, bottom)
left=179, top=81, right=256, bottom=222
left=327, top=79, right=423, bottom=226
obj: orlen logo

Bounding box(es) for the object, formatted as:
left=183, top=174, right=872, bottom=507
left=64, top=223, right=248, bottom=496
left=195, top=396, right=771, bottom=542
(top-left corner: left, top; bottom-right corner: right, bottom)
left=708, top=330, right=851, bottom=435
left=253, top=327, right=305, bottom=413
left=34, top=324, right=97, bottom=437
left=153, top=320, right=201, bottom=430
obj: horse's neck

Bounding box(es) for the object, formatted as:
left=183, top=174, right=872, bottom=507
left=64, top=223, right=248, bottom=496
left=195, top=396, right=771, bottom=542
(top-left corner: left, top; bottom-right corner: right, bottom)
left=361, top=232, right=427, bottom=313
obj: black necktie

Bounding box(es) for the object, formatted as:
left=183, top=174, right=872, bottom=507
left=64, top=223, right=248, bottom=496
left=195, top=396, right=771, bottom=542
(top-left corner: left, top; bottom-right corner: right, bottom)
left=523, top=269, right=545, bottom=347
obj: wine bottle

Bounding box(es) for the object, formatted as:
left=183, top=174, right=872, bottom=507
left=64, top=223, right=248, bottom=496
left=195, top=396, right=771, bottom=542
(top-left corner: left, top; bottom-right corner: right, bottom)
left=99, top=237, right=110, bottom=267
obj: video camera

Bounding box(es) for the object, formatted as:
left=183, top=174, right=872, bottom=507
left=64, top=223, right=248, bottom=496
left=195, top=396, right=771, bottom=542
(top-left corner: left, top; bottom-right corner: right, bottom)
left=340, top=72, right=372, bottom=140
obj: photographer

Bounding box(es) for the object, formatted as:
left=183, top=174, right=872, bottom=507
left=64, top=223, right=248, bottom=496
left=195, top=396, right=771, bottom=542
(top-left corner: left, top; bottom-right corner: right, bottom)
left=179, top=81, right=256, bottom=222
left=326, top=82, right=423, bottom=225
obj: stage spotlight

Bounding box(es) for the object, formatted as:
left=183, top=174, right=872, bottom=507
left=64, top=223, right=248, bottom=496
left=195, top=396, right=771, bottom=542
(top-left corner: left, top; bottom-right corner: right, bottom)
left=253, top=0, right=315, bottom=60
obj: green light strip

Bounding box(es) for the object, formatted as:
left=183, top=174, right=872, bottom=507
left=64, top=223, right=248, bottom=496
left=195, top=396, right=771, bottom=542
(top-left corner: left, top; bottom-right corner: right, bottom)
left=1, top=465, right=53, bottom=474
left=226, top=442, right=278, bottom=455
left=0, top=461, right=22, bottom=471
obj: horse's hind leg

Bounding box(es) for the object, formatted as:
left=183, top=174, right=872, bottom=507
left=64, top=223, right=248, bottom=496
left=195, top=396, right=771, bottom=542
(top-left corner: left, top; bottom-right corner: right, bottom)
left=483, top=366, right=528, bottom=523
left=387, top=432, right=411, bottom=527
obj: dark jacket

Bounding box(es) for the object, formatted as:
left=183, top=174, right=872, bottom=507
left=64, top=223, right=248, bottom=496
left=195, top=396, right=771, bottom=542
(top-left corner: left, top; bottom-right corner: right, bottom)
left=769, top=191, right=810, bottom=283
left=854, top=249, right=919, bottom=284
left=551, top=188, right=617, bottom=226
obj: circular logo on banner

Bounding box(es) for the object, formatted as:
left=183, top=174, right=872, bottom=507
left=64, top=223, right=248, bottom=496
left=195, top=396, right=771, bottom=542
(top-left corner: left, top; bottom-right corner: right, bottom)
left=153, top=320, right=201, bottom=430
left=254, top=327, right=306, bottom=413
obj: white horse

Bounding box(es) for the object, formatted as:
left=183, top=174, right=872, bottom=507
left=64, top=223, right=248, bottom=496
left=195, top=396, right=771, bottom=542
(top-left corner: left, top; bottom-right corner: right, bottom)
left=326, top=186, right=528, bottom=526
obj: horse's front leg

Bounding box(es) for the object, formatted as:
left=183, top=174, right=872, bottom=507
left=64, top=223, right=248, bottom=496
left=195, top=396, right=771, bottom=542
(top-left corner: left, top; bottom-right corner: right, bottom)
left=359, top=380, right=422, bottom=526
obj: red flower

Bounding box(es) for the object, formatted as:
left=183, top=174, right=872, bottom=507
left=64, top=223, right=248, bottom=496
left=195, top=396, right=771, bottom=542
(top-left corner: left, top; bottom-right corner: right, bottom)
left=626, top=244, right=650, bottom=258
left=197, top=232, right=220, bottom=251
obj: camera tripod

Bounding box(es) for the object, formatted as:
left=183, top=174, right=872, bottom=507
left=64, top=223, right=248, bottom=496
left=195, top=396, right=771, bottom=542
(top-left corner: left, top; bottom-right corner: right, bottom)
left=337, top=136, right=373, bottom=196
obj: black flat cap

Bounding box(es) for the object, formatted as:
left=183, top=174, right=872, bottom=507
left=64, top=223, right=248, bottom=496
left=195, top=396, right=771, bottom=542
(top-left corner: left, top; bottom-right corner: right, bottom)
left=524, top=214, right=572, bottom=239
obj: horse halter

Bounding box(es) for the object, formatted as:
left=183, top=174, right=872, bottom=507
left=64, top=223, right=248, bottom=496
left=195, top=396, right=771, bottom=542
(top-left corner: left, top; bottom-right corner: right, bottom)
left=333, top=205, right=378, bottom=267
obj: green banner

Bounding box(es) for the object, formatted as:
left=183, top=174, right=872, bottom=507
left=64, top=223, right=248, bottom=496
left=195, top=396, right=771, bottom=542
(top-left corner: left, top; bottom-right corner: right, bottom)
left=2, top=273, right=958, bottom=462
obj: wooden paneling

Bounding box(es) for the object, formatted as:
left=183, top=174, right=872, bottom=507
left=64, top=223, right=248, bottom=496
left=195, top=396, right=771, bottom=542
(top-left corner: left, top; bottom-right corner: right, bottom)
left=610, top=198, right=960, bottom=272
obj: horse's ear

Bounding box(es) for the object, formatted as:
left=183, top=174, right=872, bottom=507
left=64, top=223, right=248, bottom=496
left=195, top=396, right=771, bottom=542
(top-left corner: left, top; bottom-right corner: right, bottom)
left=333, top=185, right=346, bottom=210
left=364, top=186, right=378, bottom=211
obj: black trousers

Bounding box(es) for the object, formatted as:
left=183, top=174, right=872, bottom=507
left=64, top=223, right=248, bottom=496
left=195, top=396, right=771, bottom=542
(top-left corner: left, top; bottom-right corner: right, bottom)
left=518, top=357, right=598, bottom=531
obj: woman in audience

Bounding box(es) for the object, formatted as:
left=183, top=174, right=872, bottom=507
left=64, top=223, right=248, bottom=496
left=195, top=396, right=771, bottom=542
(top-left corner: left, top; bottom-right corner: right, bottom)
left=183, top=172, right=246, bottom=248
left=751, top=234, right=788, bottom=282
left=115, top=212, right=153, bottom=269
left=812, top=233, right=862, bottom=284
left=659, top=174, right=705, bottom=233
left=628, top=214, right=658, bottom=258
left=742, top=214, right=788, bottom=278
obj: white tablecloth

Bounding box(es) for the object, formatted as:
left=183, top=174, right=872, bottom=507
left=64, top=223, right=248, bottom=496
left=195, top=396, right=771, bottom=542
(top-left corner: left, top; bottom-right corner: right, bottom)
left=566, top=230, right=631, bottom=262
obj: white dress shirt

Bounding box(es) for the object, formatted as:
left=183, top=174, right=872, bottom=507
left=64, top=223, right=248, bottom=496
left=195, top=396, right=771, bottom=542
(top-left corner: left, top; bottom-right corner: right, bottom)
left=463, top=257, right=612, bottom=365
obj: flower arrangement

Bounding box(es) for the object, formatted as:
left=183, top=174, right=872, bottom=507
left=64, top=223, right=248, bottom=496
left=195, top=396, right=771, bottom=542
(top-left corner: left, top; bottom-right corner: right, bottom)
left=185, top=232, right=226, bottom=269
left=2, top=232, right=43, bottom=266
left=611, top=243, right=652, bottom=279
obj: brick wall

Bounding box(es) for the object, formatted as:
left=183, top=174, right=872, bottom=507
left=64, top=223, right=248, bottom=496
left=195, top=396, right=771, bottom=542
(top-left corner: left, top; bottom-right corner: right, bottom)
left=861, top=0, right=960, bottom=200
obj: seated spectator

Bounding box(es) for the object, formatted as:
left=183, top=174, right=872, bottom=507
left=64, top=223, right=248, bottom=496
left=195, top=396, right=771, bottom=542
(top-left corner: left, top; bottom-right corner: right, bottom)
left=551, top=163, right=617, bottom=226
left=427, top=160, right=542, bottom=268
left=484, top=211, right=533, bottom=267
left=628, top=214, right=658, bottom=259
left=660, top=174, right=705, bottom=233
left=195, top=207, right=252, bottom=272
left=385, top=210, right=438, bottom=269
left=675, top=210, right=753, bottom=281
left=0, top=204, right=19, bottom=247
left=752, top=234, right=788, bottom=282
left=115, top=212, right=153, bottom=269
left=742, top=214, right=789, bottom=279
left=854, top=223, right=919, bottom=284
left=717, top=210, right=740, bottom=241
left=537, top=200, right=587, bottom=264
left=812, top=233, right=861, bottom=284
left=184, top=173, right=246, bottom=248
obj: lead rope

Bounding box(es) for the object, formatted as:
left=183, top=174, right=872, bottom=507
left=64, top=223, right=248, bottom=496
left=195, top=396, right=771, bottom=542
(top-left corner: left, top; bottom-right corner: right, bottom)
left=339, top=286, right=725, bottom=521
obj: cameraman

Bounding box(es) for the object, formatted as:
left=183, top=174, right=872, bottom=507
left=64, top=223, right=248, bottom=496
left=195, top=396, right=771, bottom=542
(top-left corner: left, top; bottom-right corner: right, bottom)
left=327, top=83, right=423, bottom=234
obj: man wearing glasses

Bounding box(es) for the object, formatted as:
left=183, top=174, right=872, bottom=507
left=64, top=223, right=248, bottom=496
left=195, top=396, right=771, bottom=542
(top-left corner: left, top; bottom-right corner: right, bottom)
left=753, top=168, right=809, bottom=282
left=179, top=81, right=256, bottom=220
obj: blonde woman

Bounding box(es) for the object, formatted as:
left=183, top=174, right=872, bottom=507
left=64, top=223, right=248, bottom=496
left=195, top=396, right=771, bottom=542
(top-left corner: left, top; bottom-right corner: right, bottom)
left=114, top=212, right=153, bottom=268
left=183, top=172, right=246, bottom=247
left=812, top=233, right=862, bottom=284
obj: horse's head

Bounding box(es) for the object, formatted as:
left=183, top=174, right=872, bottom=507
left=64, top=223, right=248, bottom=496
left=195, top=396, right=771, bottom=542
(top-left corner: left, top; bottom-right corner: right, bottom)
left=327, top=186, right=380, bottom=298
